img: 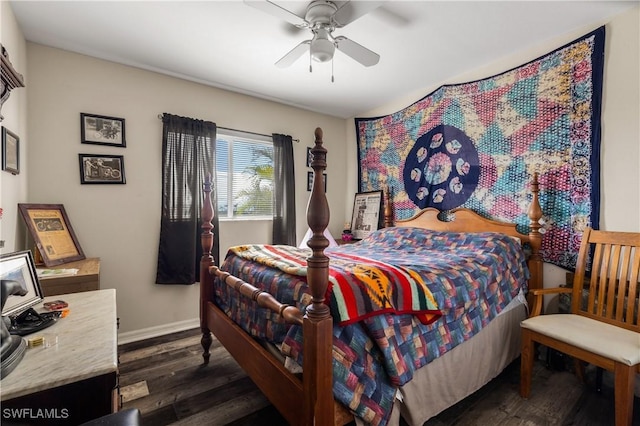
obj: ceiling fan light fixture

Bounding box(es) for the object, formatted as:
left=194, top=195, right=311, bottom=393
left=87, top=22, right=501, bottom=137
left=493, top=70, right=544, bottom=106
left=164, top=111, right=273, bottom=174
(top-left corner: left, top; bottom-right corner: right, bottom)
left=310, top=37, right=335, bottom=62
left=310, top=26, right=335, bottom=62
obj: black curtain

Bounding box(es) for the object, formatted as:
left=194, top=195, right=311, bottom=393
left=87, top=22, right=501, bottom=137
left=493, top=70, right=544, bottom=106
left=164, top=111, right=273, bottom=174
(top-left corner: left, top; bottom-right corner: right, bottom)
left=272, top=133, right=296, bottom=245
left=156, top=113, right=219, bottom=284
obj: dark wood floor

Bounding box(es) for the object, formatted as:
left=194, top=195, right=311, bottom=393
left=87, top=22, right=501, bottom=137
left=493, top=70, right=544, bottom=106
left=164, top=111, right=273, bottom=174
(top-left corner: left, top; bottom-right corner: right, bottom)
left=118, top=327, right=639, bottom=425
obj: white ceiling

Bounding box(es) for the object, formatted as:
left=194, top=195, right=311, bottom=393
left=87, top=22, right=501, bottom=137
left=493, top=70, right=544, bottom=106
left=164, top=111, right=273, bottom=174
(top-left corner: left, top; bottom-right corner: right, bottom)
left=9, top=1, right=637, bottom=119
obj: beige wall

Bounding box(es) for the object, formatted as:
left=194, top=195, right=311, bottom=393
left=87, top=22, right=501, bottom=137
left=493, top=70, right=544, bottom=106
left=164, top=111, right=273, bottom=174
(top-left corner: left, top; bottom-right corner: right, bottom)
left=24, top=44, right=346, bottom=339
left=346, top=6, right=640, bottom=292
left=0, top=1, right=28, bottom=253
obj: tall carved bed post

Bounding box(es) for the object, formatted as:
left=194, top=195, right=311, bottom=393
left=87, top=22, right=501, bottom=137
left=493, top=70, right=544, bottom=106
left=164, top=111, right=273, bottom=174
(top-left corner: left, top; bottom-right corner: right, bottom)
left=527, top=173, right=543, bottom=293
left=303, top=128, right=334, bottom=425
left=200, top=174, right=214, bottom=363
left=383, top=185, right=394, bottom=228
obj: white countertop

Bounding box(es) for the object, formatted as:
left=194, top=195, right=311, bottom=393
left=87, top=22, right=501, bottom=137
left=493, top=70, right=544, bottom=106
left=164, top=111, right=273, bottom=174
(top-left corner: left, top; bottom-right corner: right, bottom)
left=0, top=289, right=118, bottom=401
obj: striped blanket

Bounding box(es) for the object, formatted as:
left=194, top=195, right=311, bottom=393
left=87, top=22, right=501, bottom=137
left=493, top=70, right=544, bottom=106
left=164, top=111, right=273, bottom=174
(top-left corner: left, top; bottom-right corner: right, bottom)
left=229, top=244, right=441, bottom=325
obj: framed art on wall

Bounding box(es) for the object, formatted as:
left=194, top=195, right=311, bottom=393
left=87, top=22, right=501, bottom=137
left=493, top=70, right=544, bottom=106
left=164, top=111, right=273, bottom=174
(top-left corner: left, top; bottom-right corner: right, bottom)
left=307, top=171, right=326, bottom=192
left=80, top=113, right=126, bottom=147
left=350, top=191, right=383, bottom=240
left=2, top=126, right=19, bottom=174
left=18, top=204, right=85, bottom=267
left=306, top=147, right=327, bottom=167
left=306, top=147, right=313, bottom=167
left=79, top=154, right=126, bottom=184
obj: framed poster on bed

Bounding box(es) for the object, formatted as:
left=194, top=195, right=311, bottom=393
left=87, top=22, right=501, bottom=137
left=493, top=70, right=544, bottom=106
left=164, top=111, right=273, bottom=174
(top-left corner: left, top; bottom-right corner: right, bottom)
left=350, top=190, right=382, bottom=240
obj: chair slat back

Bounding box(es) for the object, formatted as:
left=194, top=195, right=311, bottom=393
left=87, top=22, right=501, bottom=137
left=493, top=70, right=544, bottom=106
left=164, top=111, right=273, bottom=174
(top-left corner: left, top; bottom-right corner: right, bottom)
left=571, top=228, right=640, bottom=332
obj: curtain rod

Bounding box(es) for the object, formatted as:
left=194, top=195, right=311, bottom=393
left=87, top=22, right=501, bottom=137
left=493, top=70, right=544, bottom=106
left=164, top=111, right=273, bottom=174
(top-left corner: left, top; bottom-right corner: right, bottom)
left=157, top=114, right=299, bottom=143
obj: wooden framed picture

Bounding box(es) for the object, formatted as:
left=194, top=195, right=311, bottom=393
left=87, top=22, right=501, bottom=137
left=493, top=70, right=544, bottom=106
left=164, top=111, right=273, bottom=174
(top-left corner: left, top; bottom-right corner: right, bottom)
left=2, top=126, right=19, bottom=174
left=307, top=171, right=326, bottom=192
left=80, top=112, right=126, bottom=147
left=79, top=154, right=126, bottom=184
left=350, top=191, right=383, bottom=240
left=18, top=204, right=85, bottom=267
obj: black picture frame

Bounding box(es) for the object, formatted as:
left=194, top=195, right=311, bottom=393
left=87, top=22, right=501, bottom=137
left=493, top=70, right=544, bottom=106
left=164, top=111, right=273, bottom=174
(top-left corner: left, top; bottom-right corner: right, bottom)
left=306, top=147, right=313, bottom=167
left=307, top=171, right=326, bottom=192
left=2, top=126, right=19, bottom=175
left=80, top=113, right=126, bottom=147
left=0, top=250, right=43, bottom=317
left=79, top=154, right=126, bottom=184
left=350, top=191, right=383, bottom=240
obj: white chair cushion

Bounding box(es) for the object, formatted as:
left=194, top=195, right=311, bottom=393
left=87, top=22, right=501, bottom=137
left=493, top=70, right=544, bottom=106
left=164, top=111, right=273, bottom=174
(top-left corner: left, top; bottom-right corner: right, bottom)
left=521, top=314, right=640, bottom=366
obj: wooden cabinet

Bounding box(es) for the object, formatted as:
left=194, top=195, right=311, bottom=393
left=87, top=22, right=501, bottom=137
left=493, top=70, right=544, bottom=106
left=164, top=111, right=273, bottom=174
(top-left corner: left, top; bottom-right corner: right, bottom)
left=38, top=257, right=100, bottom=296
left=336, top=239, right=359, bottom=246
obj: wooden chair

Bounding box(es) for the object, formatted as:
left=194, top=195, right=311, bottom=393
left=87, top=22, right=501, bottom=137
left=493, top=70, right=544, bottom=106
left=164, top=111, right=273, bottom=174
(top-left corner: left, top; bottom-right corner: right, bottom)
left=520, top=227, right=640, bottom=426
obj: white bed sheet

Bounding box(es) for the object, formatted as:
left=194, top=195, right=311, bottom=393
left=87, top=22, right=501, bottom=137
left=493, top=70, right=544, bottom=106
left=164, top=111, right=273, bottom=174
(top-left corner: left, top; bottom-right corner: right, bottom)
left=357, top=291, right=528, bottom=426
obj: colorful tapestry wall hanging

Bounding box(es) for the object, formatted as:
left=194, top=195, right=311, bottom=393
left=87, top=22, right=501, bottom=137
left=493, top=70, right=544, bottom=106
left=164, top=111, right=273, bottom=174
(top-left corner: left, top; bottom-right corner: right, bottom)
left=355, top=27, right=604, bottom=271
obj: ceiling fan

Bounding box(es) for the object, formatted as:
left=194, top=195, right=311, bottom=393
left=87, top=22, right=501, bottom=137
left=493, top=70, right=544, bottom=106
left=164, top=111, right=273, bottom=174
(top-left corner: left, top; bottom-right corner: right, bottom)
left=245, top=0, right=382, bottom=70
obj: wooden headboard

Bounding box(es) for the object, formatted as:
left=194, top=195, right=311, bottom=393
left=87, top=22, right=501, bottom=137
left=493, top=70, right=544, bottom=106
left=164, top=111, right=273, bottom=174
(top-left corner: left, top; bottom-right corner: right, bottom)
left=379, top=174, right=544, bottom=292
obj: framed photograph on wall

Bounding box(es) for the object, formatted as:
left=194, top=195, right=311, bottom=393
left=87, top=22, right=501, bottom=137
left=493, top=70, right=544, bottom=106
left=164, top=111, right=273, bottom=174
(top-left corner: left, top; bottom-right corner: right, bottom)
left=79, top=154, right=126, bottom=184
left=18, top=204, right=85, bottom=267
left=307, top=171, right=326, bottom=192
left=350, top=191, right=383, bottom=240
left=306, top=147, right=326, bottom=167
left=2, top=126, right=19, bottom=175
left=306, top=147, right=313, bottom=167
left=80, top=113, right=126, bottom=147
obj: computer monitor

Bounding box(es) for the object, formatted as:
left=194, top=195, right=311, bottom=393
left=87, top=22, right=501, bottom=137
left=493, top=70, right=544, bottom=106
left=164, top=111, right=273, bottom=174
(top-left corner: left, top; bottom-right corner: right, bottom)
left=1, top=250, right=43, bottom=318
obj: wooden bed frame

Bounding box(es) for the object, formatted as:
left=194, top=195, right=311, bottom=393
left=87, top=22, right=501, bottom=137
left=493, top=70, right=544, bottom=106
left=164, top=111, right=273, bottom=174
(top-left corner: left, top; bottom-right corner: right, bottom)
left=199, top=127, right=543, bottom=426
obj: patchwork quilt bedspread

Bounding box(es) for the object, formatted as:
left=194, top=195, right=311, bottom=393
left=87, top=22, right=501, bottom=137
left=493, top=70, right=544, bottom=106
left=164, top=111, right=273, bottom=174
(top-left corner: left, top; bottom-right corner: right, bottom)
left=213, top=227, right=529, bottom=426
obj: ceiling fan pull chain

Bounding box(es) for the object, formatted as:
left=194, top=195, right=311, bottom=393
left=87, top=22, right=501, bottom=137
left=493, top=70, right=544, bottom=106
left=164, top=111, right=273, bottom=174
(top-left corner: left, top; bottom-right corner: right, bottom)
left=331, top=58, right=335, bottom=83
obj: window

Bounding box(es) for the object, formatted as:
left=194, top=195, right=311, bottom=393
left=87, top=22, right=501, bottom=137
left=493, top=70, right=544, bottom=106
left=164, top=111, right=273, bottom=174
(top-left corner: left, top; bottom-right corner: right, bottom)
left=216, top=130, right=274, bottom=219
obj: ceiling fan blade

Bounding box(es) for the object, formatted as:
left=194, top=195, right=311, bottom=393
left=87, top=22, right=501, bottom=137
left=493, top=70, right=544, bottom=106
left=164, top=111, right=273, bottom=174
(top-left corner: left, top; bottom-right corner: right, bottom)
left=244, top=0, right=307, bottom=28
left=332, top=1, right=385, bottom=27
left=275, top=40, right=311, bottom=68
left=334, top=36, right=380, bottom=67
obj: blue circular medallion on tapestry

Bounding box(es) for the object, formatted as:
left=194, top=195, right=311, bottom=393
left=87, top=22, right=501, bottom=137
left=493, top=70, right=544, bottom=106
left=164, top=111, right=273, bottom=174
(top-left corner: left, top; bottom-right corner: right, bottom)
left=403, top=124, right=480, bottom=210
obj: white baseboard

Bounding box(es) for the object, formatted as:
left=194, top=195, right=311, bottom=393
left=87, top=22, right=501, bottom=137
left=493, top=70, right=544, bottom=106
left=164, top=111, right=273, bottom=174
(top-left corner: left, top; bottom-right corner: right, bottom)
left=117, top=318, right=200, bottom=345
